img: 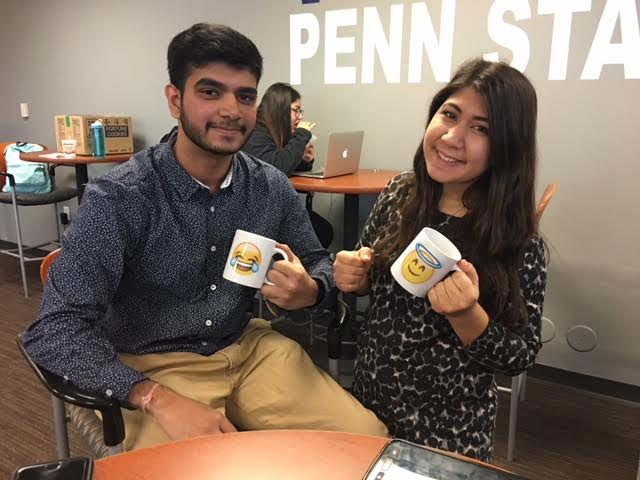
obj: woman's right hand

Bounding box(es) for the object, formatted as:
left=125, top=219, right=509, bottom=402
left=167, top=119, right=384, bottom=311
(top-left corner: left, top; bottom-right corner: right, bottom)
left=333, top=247, right=373, bottom=295
left=297, top=121, right=316, bottom=132
left=303, top=144, right=314, bottom=162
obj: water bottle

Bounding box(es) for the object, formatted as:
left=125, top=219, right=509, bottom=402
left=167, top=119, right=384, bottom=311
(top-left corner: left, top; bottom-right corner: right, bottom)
left=90, top=119, right=105, bottom=156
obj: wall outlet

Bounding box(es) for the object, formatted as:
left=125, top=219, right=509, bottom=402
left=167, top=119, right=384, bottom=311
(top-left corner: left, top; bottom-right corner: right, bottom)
left=61, top=206, right=71, bottom=225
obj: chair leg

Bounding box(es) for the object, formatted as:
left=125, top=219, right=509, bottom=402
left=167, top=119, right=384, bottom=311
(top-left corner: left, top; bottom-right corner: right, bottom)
left=506, top=373, right=522, bottom=462
left=328, top=358, right=340, bottom=380
left=52, top=395, right=70, bottom=458
left=257, top=293, right=264, bottom=318
left=54, top=203, right=62, bottom=242
left=519, top=371, right=527, bottom=401
left=9, top=191, right=29, bottom=298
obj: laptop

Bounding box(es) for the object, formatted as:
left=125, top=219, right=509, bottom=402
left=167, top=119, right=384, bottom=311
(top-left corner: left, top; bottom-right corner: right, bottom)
left=292, top=130, right=364, bottom=179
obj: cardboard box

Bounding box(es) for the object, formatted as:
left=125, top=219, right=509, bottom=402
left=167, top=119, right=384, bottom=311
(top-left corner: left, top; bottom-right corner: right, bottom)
left=54, top=115, right=134, bottom=155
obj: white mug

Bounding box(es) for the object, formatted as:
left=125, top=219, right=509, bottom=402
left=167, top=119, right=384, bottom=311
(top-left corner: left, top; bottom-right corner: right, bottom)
left=61, top=138, right=77, bottom=154
left=390, top=227, right=462, bottom=297
left=223, top=230, right=291, bottom=288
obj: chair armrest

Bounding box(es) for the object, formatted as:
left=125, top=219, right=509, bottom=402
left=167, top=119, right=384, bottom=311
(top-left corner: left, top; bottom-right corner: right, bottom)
left=327, top=299, right=350, bottom=360
left=16, top=336, right=125, bottom=447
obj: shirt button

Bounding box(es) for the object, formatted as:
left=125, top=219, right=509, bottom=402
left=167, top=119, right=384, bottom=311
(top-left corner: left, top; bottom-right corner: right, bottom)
left=201, top=341, right=208, bottom=346
left=205, top=320, right=212, bottom=326
left=210, top=284, right=217, bottom=291
left=105, top=389, right=113, bottom=397
left=210, top=206, right=215, bottom=213
left=210, top=245, right=216, bottom=252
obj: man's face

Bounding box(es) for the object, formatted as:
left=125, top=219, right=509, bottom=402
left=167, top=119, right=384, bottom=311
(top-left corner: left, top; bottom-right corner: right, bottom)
left=167, top=62, right=258, bottom=157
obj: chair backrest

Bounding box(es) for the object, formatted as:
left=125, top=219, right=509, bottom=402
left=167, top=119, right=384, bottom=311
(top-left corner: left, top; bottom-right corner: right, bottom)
left=535, top=182, right=557, bottom=222
left=40, top=248, right=62, bottom=285
left=1, top=141, right=49, bottom=192
left=30, top=245, right=125, bottom=456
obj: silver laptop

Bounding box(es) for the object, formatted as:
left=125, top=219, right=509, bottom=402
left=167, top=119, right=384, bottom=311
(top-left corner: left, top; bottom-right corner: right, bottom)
left=292, top=130, right=364, bottom=179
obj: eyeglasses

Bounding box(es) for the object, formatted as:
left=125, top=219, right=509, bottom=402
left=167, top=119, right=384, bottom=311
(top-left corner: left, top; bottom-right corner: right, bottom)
left=291, top=106, right=304, bottom=117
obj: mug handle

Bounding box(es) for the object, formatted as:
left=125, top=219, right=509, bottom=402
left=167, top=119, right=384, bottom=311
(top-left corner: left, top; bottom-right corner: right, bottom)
left=263, top=247, right=292, bottom=286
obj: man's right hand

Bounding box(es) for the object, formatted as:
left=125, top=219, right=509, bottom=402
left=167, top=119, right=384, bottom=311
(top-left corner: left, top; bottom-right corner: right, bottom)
left=333, top=247, right=373, bottom=295
left=129, top=381, right=237, bottom=441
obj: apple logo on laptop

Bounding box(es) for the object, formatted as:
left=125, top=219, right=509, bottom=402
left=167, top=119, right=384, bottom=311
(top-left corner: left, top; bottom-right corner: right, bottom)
left=342, top=148, right=349, bottom=159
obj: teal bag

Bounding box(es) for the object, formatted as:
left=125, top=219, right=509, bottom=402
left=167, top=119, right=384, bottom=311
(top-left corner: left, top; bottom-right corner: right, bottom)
left=2, top=142, right=51, bottom=194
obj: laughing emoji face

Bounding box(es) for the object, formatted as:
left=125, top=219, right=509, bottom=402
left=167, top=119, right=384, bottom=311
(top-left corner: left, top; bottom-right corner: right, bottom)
left=229, top=242, right=262, bottom=276
left=401, top=242, right=442, bottom=284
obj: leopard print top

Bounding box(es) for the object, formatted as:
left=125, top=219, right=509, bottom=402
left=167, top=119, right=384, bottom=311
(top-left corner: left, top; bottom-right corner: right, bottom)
left=351, top=171, right=547, bottom=462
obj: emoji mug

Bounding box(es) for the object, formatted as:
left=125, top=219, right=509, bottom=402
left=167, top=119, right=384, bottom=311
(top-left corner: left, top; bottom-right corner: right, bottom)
left=390, top=227, right=461, bottom=297
left=223, top=230, right=291, bottom=288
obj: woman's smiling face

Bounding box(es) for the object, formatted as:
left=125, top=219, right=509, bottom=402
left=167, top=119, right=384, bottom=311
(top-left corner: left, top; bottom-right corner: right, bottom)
left=423, top=87, right=491, bottom=191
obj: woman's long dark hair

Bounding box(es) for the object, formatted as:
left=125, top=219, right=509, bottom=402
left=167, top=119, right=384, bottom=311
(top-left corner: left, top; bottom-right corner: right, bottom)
left=256, top=82, right=300, bottom=148
left=375, top=59, right=540, bottom=330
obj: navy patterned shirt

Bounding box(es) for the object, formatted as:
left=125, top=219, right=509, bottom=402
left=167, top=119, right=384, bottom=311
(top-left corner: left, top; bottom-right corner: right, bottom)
left=22, top=138, right=334, bottom=402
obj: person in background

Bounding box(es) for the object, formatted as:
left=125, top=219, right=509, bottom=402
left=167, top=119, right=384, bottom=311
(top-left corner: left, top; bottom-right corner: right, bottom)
left=243, top=82, right=333, bottom=248
left=242, top=82, right=315, bottom=175
left=23, top=22, right=387, bottom=451
left=333, top=58, right=547, bottom=462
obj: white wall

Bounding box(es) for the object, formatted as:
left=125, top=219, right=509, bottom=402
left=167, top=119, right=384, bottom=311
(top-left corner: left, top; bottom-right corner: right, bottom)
left=1, top=0, right=638, bottom=386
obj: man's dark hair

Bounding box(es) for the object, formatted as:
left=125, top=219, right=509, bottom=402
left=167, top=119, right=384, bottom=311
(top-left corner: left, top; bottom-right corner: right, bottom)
left=167, top=23, right=263, bottom=92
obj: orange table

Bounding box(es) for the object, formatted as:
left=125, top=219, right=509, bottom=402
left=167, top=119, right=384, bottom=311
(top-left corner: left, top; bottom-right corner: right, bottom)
left=94, top=430, right=388, bottom=480
left=290, top=169, right=399, bottom=326
left=92, top=430, right=516, bottom=480
left=20, top=150, right=130, bottom=202
left=290, top=169, right=398, bottom=251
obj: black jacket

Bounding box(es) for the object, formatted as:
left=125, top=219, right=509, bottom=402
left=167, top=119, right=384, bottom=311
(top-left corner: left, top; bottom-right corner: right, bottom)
left=242, top=124, right=314, bottom=175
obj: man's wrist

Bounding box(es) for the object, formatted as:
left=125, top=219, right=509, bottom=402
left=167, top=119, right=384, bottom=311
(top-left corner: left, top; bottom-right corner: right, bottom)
left=128, top=380, right=159, bottom=411
left=141, top=382, right=160, bottom=413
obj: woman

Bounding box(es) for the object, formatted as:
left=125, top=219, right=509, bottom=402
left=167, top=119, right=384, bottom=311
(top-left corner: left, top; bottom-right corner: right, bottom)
left=333, top=59, right=547, bottom=462
left=243, top=82, right=316, bottom=175
left=244, top=82, right=333, bottom=248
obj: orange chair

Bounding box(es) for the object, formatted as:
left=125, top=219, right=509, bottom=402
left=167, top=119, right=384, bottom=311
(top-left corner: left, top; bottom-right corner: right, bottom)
left=39, top=247, right=61, bottom=284
left=536, top=182, right=557, bottom=222
left=23, top=248, right=344, bottom=459
left=0, top=142, right=77, bottom=297
left=497, top=181, right=557, bottom=461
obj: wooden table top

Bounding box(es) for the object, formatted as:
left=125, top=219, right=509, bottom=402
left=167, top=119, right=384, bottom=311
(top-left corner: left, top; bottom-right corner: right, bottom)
left=289, top=169, right=400, bottom=195
left=19, top=150, right=131, bottom=165
left=93, top=430, right=388, bottom=480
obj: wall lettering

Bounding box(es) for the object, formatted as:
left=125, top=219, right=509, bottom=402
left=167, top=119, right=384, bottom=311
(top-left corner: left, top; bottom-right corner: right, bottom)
left=290, top=0, right=640, bottom=84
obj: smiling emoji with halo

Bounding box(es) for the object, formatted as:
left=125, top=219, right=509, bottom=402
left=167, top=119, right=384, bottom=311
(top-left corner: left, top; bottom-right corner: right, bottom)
left=401, top=243, right=442, bottom=284
left=229, top=242, right=262, bottom=275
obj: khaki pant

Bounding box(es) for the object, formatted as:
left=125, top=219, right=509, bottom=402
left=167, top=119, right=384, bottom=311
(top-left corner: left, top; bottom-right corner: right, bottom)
left=119, top=319, right=388, bottom=450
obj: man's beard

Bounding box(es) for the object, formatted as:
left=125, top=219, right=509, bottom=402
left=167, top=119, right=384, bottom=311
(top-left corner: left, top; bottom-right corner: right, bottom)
left=180, top=110, right=248, bottom=156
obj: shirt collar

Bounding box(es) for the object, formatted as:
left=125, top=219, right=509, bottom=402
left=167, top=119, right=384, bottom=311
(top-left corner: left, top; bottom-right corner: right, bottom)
left=188, top=164, right=233, bottom=191
left=155, top=133, right=237, bottom=201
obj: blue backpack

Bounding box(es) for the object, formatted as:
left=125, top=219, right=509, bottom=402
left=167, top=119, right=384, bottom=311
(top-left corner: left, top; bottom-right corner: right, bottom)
left=2, top=142, right=51, bottom=194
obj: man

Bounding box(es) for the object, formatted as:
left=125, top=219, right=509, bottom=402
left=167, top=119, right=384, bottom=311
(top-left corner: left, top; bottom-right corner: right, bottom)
left=23, top=23, right=387, bottom=450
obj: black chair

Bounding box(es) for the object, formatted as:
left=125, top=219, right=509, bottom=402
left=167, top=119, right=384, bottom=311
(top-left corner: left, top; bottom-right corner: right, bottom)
left=18, top=248, right=349, bottom=458
left=0, top=142, right=77, bottom=297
